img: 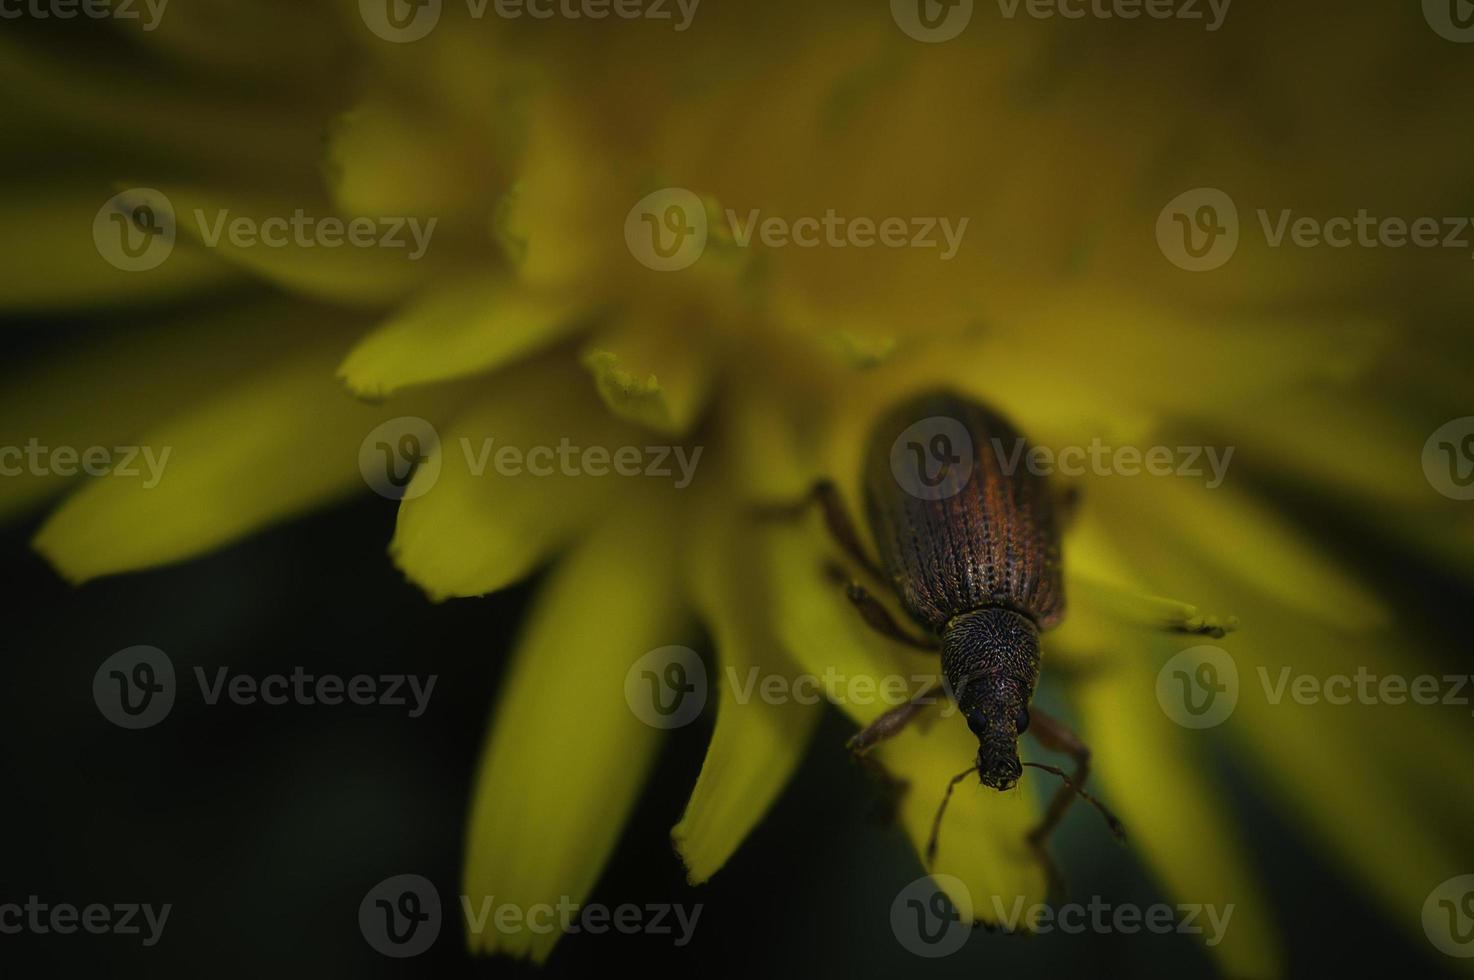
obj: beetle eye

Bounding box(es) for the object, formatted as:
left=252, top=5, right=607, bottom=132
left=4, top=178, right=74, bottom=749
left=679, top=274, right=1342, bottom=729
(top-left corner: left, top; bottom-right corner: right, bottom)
left=1014, top=708, right=1030, bottom=733
left=965, top=710, right=989, bottom=737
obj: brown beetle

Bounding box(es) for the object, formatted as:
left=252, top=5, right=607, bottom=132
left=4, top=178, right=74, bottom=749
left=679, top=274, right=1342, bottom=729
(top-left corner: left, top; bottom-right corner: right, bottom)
left=783, top=391, right=1122, bottom=872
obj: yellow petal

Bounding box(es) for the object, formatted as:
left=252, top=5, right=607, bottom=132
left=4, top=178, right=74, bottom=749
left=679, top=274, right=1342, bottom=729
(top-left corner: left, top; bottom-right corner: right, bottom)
left=0, top=299, right=304, bottom=519
left=390, top=360, right=629, bottom=600
left=880, top=718, right=1049, bottom=926
left=338, top=279, right=585, bottom=399
left=33, top=331, right=462, bottom=583
left=159, top=184, right=445, bottom=305
left=1105, top=478, right=1388, bottom=632
left=581, top=321, right=712, bottom=437
left=0, top=186, right=235, bottom=311
left=762, top=514, right=936, bottom=728
left=672, top=504, right=822, bottom=883
left=1095, top=481, right=1474, bottom=957
left=326, top=93, right=507, bottom=221
left=1074, top=644, right=1282, bottom=978
left=0, top=35, right=335, bottom=184
left=463, top=502, right=691, bottom=962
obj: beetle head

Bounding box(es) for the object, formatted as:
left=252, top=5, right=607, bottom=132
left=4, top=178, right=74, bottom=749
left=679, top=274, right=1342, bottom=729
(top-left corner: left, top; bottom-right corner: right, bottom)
left=942, top=607, right=1040, bottom=791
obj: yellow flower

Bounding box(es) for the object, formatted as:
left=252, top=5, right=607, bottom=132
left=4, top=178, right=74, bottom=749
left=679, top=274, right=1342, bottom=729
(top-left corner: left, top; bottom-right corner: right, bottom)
left=6, top=3, right=1473, bottom=975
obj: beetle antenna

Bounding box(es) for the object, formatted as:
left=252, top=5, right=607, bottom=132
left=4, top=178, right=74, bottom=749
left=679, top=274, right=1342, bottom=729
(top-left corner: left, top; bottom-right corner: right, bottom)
left=925, top=765, right=980, bottom=866
left=1022, top=762, right=1127, bottom=842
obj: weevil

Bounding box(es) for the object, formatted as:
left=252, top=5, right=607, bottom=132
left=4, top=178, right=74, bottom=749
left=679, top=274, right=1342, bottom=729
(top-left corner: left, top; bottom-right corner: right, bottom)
left=779, top=391, right=1123, bottom=877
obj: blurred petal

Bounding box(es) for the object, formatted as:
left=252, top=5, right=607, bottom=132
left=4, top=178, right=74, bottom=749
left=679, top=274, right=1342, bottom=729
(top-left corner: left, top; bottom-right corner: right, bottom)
left=581, top=320, right=712, bottom=437
left=0, top=187, right=236, bottom=311
left=391, top=360, right=629, bottom=601
left=0, top=34, right=337, bottom=183
left=326, top=93, right=506, bottom=222
left=33, top=333, right=461, bottom=583
left=763, top=515, right=935, bottom=727
left=338, top=279, right=584, bottom=399
left=673, top=504, right=822, bottom=883
left=1093, top=477, right=1474, bottom=953
left=159, top=184, right=446, bottom=305
left=463, top=502, right=691, bottom=962
left=1075, top=649, right=1282, bottom=978
left=0, top=300, right=307, bottom=519
left=881, top=717, right=1049, bottom=925
left=1114, top=479, right=1388, bottom=632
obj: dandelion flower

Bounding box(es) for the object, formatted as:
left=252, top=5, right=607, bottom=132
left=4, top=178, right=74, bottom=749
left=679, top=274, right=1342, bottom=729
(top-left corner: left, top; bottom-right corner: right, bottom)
left=6, top=4, right=1473, bottom=976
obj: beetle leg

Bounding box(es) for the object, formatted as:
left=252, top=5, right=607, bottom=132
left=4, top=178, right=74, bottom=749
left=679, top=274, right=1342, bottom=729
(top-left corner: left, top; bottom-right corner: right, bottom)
left=828, top=566, right=939, bottom=651
left=1026, top=707, right=1092, bottom=841
left=757, top=480, right=887, bottom=581
left=846, top=679, right=947, bottom=756
left=1024, top=707, right=1094, bottom=895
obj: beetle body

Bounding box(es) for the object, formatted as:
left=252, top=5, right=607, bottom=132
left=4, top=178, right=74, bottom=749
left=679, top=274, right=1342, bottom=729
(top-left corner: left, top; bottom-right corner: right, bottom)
left=863, top=391, right=1065, bottom=790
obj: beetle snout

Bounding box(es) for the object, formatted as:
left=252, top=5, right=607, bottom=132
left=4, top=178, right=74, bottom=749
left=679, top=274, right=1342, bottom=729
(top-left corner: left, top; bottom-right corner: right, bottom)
left=975, top=742, right=1023, bottom=791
